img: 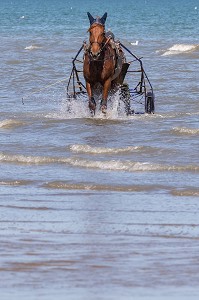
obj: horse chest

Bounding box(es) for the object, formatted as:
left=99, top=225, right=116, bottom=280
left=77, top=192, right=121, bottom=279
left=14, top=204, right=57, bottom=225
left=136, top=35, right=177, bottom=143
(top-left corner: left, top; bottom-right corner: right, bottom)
left=84, top=60, right=114, bottom=84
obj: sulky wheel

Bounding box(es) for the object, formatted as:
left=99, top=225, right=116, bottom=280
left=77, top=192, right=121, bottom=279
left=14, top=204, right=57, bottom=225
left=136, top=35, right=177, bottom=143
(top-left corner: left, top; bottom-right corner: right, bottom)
left=120, top=83, right=134, bottom=115
left=145, top=91, right=155, bottom=114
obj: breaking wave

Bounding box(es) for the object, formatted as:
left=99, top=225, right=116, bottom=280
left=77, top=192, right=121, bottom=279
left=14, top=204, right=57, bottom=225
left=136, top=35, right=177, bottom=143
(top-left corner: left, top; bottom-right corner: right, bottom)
left=44, top=182, right=199, bottom=197
left=24, top=45, right=42, bottom=50
left=172, top=127, right=199, bottom=135
left=171, top=189, right=199, bottom=197
left=0, top=119, right=26, bottom=129
left=158, top=44, right=199, bottom=56
left=69, top=144, right=145, bottom=154
left=44, top=181, right=155, bottom=192
left=0, top=152, right=198, bottom=173
left=0, top=180, right=32, bottom=186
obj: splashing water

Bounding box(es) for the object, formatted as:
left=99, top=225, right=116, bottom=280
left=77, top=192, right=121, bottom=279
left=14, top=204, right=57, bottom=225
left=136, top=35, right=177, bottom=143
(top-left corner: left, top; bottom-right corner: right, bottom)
left=48, top=89, right=128, bottom=120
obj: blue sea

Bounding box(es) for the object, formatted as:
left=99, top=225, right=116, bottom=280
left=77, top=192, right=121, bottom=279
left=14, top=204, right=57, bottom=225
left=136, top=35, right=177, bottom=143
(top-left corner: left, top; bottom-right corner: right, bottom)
left=0, top=0, right=199, bottom=299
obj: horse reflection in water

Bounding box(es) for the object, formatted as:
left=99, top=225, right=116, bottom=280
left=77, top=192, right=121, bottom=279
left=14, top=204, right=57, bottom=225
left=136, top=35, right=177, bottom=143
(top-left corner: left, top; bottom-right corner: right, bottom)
left=83, top=12, right=126, bottom=114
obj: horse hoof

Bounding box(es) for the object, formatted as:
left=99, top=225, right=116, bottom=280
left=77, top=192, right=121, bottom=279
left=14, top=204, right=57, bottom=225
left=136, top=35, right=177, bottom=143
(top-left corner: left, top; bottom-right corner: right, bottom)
left=101, top=104, right=107, bottom=114
left=89, top=97, right=96, bottom=112
left=100, top=100, right=107, bottom=114
left=89, top=102, right=96, bottom=111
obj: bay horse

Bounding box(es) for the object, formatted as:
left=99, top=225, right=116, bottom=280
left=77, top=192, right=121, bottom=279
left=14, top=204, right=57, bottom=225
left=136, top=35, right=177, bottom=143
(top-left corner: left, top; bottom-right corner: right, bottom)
left=83, top=12, right=119, bottom=114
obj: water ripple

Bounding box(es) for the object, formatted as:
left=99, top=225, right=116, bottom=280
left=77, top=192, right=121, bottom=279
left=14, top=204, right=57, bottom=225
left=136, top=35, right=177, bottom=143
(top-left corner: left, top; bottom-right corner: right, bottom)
left=0, top=152, right=198, bottom=173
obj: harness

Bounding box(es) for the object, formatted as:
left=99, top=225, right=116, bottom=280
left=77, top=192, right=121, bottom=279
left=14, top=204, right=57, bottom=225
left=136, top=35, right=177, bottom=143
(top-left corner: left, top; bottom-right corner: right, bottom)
left=84, top=32, right=126, bottom=80
left=84, top=36, right=112, bottom=61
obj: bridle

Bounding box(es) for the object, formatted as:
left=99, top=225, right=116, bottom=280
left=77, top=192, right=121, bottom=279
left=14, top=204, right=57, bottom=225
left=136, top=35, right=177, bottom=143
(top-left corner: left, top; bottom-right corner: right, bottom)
left=86, top=23, right=112, bottom=61
left=87, top=36, right=112, bottom=61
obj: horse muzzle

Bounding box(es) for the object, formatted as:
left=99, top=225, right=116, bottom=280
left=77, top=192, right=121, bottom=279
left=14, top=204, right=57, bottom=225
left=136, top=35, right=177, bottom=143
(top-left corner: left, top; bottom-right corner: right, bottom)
left=90, top=50, right=101, bottom=60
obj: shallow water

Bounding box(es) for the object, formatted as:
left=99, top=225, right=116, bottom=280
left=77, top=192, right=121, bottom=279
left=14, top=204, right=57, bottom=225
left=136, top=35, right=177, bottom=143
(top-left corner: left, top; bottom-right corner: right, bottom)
left=0, top=0, right=199, bottom=299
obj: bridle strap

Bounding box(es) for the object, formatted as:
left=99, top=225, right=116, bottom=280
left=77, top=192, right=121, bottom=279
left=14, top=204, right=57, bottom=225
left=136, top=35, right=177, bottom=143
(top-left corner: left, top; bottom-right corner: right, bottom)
left=89, top=37, right=111, bottom=54
left=90, top=41, right=104, bottom=46
left=100, top=36, right=111, bottom=52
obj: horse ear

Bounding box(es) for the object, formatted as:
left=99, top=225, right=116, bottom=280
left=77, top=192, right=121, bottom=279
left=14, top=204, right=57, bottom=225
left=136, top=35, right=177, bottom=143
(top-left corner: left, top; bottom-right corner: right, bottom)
left=101, top=12, right=107, bottom=25
left=87, top=12, right=95, bottom=25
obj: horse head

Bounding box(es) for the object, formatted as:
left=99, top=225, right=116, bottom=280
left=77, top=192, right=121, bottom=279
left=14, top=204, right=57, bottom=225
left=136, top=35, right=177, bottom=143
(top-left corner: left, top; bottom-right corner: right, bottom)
left=87, top=12, right=107, bottom=60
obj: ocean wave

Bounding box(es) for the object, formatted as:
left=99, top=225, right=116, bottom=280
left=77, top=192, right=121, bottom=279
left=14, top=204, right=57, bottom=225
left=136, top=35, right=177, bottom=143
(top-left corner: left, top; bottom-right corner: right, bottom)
left=69, top=144, right=145, bottom=154
left=24, top=45, right=42, bottom=50
left=0, top=153, right=54, bottom=164
left=0, top=152, right=198, bottom=173
left=172, top=127, right=199, bottom=135
left=44, top=181, right=155, bottom=192
left=0, top=180, right=32, bottom=186
left=159, top=44, right=199, bottom=56
left=47, top=182, right=199, bottom=197
left=0, top=119, right=26, bottom=129
left=171, top=189, right=199, bottom=197
left=67, top=159, right=199, bottom=173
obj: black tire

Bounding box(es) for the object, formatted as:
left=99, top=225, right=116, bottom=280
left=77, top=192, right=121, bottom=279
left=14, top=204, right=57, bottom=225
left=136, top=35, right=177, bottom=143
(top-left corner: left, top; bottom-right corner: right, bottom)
left=120, top=84, right=134, bottom=115
left=145, top=91, right=155, bottom=114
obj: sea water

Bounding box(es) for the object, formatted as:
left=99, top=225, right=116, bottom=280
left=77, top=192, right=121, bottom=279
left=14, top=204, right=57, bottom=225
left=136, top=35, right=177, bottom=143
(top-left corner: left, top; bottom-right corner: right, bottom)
left=0, top=0, right=199, bottom=299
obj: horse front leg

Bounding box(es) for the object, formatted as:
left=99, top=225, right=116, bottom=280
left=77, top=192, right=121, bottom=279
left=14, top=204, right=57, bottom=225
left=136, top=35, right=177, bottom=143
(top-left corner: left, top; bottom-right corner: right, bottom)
left=86, top=82, right=96, bottom=112
left=101, top=78, right=112, bottom=113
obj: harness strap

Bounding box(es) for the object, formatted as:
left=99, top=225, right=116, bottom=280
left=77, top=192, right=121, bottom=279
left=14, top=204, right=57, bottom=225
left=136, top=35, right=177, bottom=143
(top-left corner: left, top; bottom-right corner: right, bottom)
left=89, top=36, right=111, bottom=55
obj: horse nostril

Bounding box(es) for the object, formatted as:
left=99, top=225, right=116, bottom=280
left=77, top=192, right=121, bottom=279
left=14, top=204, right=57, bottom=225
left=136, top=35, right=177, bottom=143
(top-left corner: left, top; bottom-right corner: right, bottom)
left=91, top=52, right=99, bottom=60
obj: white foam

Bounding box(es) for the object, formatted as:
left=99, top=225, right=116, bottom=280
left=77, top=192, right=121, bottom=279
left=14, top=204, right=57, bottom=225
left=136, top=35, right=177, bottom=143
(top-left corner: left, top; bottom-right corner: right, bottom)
left=161, top=44, right=199, bottom=56
left=57, top=95, right=90, bottom=119
left=0, top=152, right=198, bottom=173
left=172, top=127, right=199, bottom=135
left=64, top=158, right=163, bottom=172
left=50, top=90, right=129, bottom=120
left=24, top=45, right=42, bottom=50
left=0, top=153, right=53, bottom=164
left=69, top=144, right=142, bottom=154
